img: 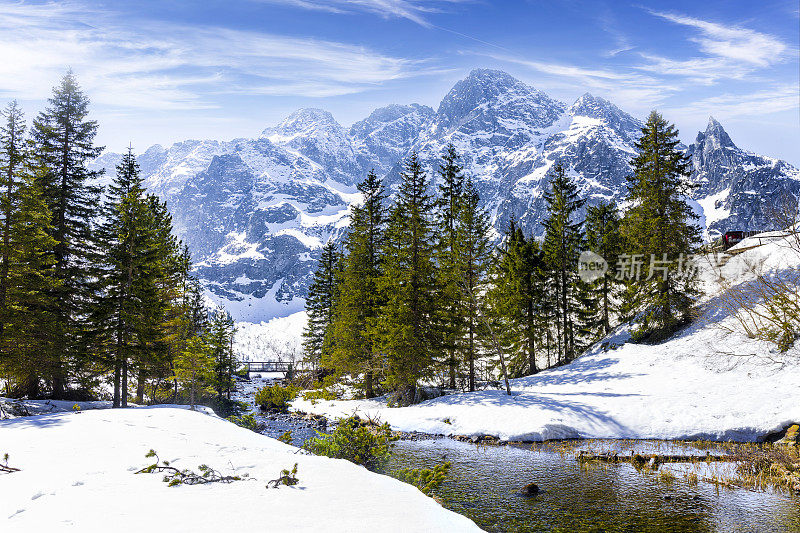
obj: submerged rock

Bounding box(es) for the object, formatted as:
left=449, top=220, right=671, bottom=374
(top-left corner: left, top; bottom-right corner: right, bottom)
left=520, top=483, right=539, bottom=497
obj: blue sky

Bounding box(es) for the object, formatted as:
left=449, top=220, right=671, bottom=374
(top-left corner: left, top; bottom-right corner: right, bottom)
left=1, top=0, right=798, bottom=164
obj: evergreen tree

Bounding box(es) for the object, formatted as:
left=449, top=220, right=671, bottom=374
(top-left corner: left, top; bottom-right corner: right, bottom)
left=379, top=153, right=440, bottom=405
left=488, top=219, right=548, bottom=377
left=0, top=101, right=26, bottom=336
left=328, top=171, right=386, bottom=397
left=455, top=177, right=491, bottom=391
left=579, top=201, right=621, bottom=343
left=435, top=144, right=465, bottom=389
left=303, top=242, right=338, bottom=368
left=174, top=335, right=213, bottom=410
left=542, top=162, right=585, bottom=364
left=207, top=307, right=236, bottom=401
left=94, top=149, right=150, bottom=406
left=32, top=71, right=103, bottom=397
left=0, top=163, right=59, bottom=397
left=620, top=111, right=700, bottom=340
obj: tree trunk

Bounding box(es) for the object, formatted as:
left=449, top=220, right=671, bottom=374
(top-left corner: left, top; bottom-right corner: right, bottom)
left=113, top=360, right=121, bottom=408
left=135, top=369, right=146, bottom=405
left=121, top=355, right=128, bottom=407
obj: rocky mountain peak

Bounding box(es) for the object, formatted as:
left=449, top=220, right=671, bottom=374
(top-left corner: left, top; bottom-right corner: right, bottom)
left=261, top=108, right=343, bottom=140
left=434, top=69, right=565, bottom=134
left=699, top=116, right=736, bottom=151
left=569, top=93, right=641, bottom=140
left=349, top=103, right=434, bottom=140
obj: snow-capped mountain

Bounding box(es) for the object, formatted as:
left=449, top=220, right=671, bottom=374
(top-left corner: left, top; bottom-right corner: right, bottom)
left=89, top=69, right=800, bottom=322
left=688, top=117, right=800, bottom=239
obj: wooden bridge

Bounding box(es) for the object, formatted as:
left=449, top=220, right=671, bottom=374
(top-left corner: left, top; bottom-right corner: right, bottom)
left=242, top=361, right=311, bottom=379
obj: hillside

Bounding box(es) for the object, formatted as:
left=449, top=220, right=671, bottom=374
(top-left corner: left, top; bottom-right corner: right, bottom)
left=292, top=238, right=800, bottom=442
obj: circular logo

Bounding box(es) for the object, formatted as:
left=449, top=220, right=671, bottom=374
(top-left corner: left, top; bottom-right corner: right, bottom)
left=578, top=250, right=608, bottom=283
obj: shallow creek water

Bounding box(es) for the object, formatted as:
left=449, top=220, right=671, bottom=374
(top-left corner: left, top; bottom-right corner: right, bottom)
left=237, top=378, right=800, bottom=532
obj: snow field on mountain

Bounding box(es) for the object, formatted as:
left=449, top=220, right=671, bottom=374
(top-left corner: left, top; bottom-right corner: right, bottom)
left=292, top=238, right=800, bottom=442
left=0, top=407, right=480, bottom=533
left=234, top=311, right=307, bottom=362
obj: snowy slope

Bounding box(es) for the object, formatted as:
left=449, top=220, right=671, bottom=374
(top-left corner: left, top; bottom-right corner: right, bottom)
left=89, top=69, right=800, bottom=322
left=292, top=239, right=800, bottom=442
left=0, top=407, right=480, bottom=532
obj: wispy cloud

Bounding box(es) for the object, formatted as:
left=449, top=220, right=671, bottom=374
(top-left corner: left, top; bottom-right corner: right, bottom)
left=649, top=11, right=787, bottom=66
left=478, top=53, right=678, bottom=108
left=258, top=0, right=471, bottom=27
left=666, top=85, right=799, bottom=121
left=638, top=11, right=790, bottom=84
left=0, top=0, right=429, bottom=109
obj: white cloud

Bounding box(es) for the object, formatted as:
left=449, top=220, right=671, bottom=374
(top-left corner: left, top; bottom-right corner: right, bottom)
left=666, top=85, right=800, bottom=121
left=650, top=11, right=787, bottom=67
left=259, top=0, right=471, bottom=27
left=481, top=53, right=678, bottom=108
left=639, top=11, right=790, bottom=84
left=0, top=0, right=428, bottom=110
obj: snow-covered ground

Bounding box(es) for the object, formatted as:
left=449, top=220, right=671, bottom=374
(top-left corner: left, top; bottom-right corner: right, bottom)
left=293, top=238, right=800, bottom=442
left=0, top=407, right=480, bottom=532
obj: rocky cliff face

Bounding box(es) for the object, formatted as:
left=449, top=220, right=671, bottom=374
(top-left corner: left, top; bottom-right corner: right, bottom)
left=687, top=117, right=800, bottom=239
left=89, top=69, right=800, bottom=321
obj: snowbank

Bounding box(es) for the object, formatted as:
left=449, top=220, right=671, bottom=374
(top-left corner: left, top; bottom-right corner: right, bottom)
left=293, top=241, right=800, bottom=442
left=0, top=408, right=480, bottom=532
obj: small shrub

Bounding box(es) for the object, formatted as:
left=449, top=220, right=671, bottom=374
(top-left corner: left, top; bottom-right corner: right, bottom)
left=1, top=453, right=20, bottom=474
left=227, top=413, right=262, bottom=432
left=266, top=463, right=299, bottom=488
left=391, top=462, right=451, bottom=496
left=301, top=388, right=338, bottom=404
left=304, top=415, right=395, bottom=470
left=255, top=383, right=299, bottom=411
left=278, top=431, right=293, bottom=445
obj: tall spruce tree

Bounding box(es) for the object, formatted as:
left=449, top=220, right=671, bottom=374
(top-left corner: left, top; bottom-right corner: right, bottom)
left=488, top=219, right=548, bottom=377
left=455, top=177, right=491, bottom=391
left=542, top=162, right=585, bottom=364
left=95, top=148, right=162, bottom=407
left=32, top=71, right=103, bottom=397
left=578, top=201, right=621, bottom=343
left=620, top=111, right=700, bottom=340
left=379, top=153, right=440, bottom=405
left=0, top=107, right=59, bottom=397
left=207, top=307, right=236, bottom=401
left=0, top=101, right=26, bottom=336
left=435, top=144, right=465, bottom=389
left=303, top=242, right=338, bottom=368
left=328, top=171, right=386, bottom=397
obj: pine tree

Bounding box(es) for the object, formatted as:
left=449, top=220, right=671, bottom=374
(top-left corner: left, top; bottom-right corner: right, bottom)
left=32, top=71, right=103, bottom=397
left=328, top=171, right=386, bottom=397
left=488, top=220, right=547, bottom=377
left=435, top=144, right=465, bottom=389
left=0, top=101, right=26, bottom=336
left=174, top=335, right=213, bottom=410
left=0, top=163, right=59, bottom=398
left=578, top=201, right=621, bottom=344
left=542, top=162, right=585, bottom=364
left=303, top=242, right=338, bottom=368
left=207, top=307, right=236, bottom=401
left=455, top=177, right=491, bottom=391
left=379, top=153, right=440, bottom=405
left=620, top=111, right=700, bottom=340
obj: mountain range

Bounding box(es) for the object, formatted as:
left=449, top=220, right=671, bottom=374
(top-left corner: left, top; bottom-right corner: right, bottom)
left=89, top=69, right=800, bottom=322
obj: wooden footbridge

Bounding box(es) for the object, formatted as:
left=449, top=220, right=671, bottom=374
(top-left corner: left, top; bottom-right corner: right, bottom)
left=242, top=361, right=311, bottom=379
